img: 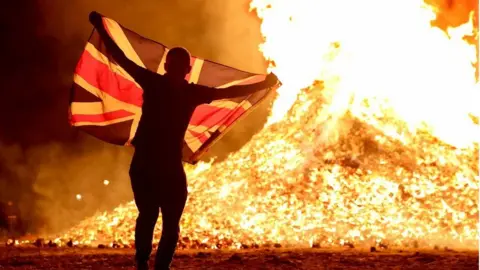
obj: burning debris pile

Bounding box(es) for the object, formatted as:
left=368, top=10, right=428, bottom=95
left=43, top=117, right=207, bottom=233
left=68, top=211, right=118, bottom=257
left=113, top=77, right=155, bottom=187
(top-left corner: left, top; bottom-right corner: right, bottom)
left=54, top=0, right=479, bottom=249
left=56, top=83, right=478, bottom=250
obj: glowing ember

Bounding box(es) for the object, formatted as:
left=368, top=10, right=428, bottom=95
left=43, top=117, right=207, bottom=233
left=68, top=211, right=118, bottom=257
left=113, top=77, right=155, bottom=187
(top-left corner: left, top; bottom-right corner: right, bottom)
left=103, top=179, right=110, bottom=186
left=75, top=194, right=82, bottom=201
left=56, top=1, right=478, bottom=249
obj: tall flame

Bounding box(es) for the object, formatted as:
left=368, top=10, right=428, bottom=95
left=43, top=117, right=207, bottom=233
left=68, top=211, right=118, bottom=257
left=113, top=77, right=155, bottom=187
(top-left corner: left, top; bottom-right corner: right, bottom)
left=255, top=0, right=478, bottom=148
left=57, top=0, right=478, bottom=250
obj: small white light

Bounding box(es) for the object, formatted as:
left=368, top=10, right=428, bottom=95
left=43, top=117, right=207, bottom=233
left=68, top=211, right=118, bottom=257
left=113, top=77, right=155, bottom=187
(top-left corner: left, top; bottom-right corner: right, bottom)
left=103, top=180, right=110, bottom=186
left=76, top=194, right=82, bottom=200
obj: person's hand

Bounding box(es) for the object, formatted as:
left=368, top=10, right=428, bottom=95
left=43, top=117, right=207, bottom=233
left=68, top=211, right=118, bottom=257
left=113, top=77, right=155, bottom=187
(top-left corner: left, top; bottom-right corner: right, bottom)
left=265, top=73, right=279, bottom=88
left=89, top=11, right=103, bottom=26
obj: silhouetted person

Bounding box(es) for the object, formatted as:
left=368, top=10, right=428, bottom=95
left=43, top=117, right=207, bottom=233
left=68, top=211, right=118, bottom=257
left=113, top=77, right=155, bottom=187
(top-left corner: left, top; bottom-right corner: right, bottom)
left=90, top=12, right=278, bottom=270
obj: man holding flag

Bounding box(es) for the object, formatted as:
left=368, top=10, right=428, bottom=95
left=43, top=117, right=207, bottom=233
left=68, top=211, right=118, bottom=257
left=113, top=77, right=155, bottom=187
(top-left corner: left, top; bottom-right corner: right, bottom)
left=86, top=12, right=279, bottom=270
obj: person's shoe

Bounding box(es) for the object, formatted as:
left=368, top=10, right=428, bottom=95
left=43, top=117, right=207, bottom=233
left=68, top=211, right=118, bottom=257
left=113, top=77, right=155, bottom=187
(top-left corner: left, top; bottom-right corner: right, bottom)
left=154, top=262, right=171, bottom=270
left=154, top=266, right=170, bottom=270
left=136, top=261, right=149, bottom=270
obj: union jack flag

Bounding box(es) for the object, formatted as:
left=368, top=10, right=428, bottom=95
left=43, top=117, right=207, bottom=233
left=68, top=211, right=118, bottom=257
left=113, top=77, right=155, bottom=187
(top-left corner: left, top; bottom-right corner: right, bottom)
left=69, top=15, right=277, bottom=164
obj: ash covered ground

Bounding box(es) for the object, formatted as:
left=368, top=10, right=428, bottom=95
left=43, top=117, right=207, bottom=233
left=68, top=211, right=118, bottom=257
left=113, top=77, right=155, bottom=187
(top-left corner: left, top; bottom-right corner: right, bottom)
left=0, top=247, right=478, bottom=269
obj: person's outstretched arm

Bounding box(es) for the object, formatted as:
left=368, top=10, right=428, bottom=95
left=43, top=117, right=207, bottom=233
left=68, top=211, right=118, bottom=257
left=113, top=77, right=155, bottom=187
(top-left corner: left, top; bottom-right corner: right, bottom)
left=89, top=11, right=149, bottom=82
left=198, top=73, right=279, bottom=102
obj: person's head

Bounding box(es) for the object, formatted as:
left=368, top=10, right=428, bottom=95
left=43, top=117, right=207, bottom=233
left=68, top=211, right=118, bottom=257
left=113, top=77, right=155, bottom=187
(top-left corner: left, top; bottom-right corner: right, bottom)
left=164, top=47, right=191, bottom=80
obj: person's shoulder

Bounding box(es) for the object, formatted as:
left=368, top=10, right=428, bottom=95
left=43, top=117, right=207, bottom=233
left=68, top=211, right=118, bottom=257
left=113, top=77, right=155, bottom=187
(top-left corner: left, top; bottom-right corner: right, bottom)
left=189, top=83, right=212, bottom=91
left=144, top=70, right=165, bottom=82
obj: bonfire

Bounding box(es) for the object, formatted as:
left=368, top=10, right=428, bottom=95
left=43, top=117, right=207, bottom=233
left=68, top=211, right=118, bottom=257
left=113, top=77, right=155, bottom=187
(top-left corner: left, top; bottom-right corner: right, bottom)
left=52, top=0, right=478, bottom=250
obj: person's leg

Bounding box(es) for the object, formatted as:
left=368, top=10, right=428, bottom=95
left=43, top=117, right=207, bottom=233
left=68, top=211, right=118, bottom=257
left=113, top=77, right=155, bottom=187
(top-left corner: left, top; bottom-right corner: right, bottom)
left=134, top=200, right=159, bottom=265
left=154, top=167, right=188, bottom=270
left=130, top=157, right=160, bottom=267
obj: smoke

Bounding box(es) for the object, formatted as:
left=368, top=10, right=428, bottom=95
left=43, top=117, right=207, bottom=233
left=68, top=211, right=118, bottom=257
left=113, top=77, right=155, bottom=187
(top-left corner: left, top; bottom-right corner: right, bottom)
left=0, top=0, right=272, bottom=234
left=0, top=140, right=133, bottom=234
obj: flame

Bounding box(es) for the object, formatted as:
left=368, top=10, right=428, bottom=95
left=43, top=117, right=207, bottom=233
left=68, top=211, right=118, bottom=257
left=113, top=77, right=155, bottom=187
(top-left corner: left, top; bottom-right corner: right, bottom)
left=257, top=0, right=478, bottom=148
left=55, top=0, right=478, bottom=249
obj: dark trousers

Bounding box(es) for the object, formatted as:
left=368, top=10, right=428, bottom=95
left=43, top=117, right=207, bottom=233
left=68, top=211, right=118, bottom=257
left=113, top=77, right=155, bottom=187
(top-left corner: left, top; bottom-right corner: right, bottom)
left=129, top=153, right=187, bottom=270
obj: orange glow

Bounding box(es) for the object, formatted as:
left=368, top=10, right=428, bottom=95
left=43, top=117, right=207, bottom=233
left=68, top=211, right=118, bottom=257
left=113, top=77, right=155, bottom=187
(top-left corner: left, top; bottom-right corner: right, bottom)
left=55, top=0, right=478, bottom=249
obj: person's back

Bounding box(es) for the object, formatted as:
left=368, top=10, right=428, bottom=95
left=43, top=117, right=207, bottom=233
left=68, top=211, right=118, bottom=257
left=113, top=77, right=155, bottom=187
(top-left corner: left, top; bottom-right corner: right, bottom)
left=132, top=72, right=212, bottom=162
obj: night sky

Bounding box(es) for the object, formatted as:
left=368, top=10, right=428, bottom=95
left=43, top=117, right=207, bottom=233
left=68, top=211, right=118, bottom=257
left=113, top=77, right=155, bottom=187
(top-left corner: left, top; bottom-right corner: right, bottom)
left=0, top=0, right=477, bottom=236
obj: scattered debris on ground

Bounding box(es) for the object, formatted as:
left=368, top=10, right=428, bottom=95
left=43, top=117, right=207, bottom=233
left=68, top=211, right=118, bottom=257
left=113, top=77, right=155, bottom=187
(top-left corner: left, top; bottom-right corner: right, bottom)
left=0, top=247, right=477, bottom=269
